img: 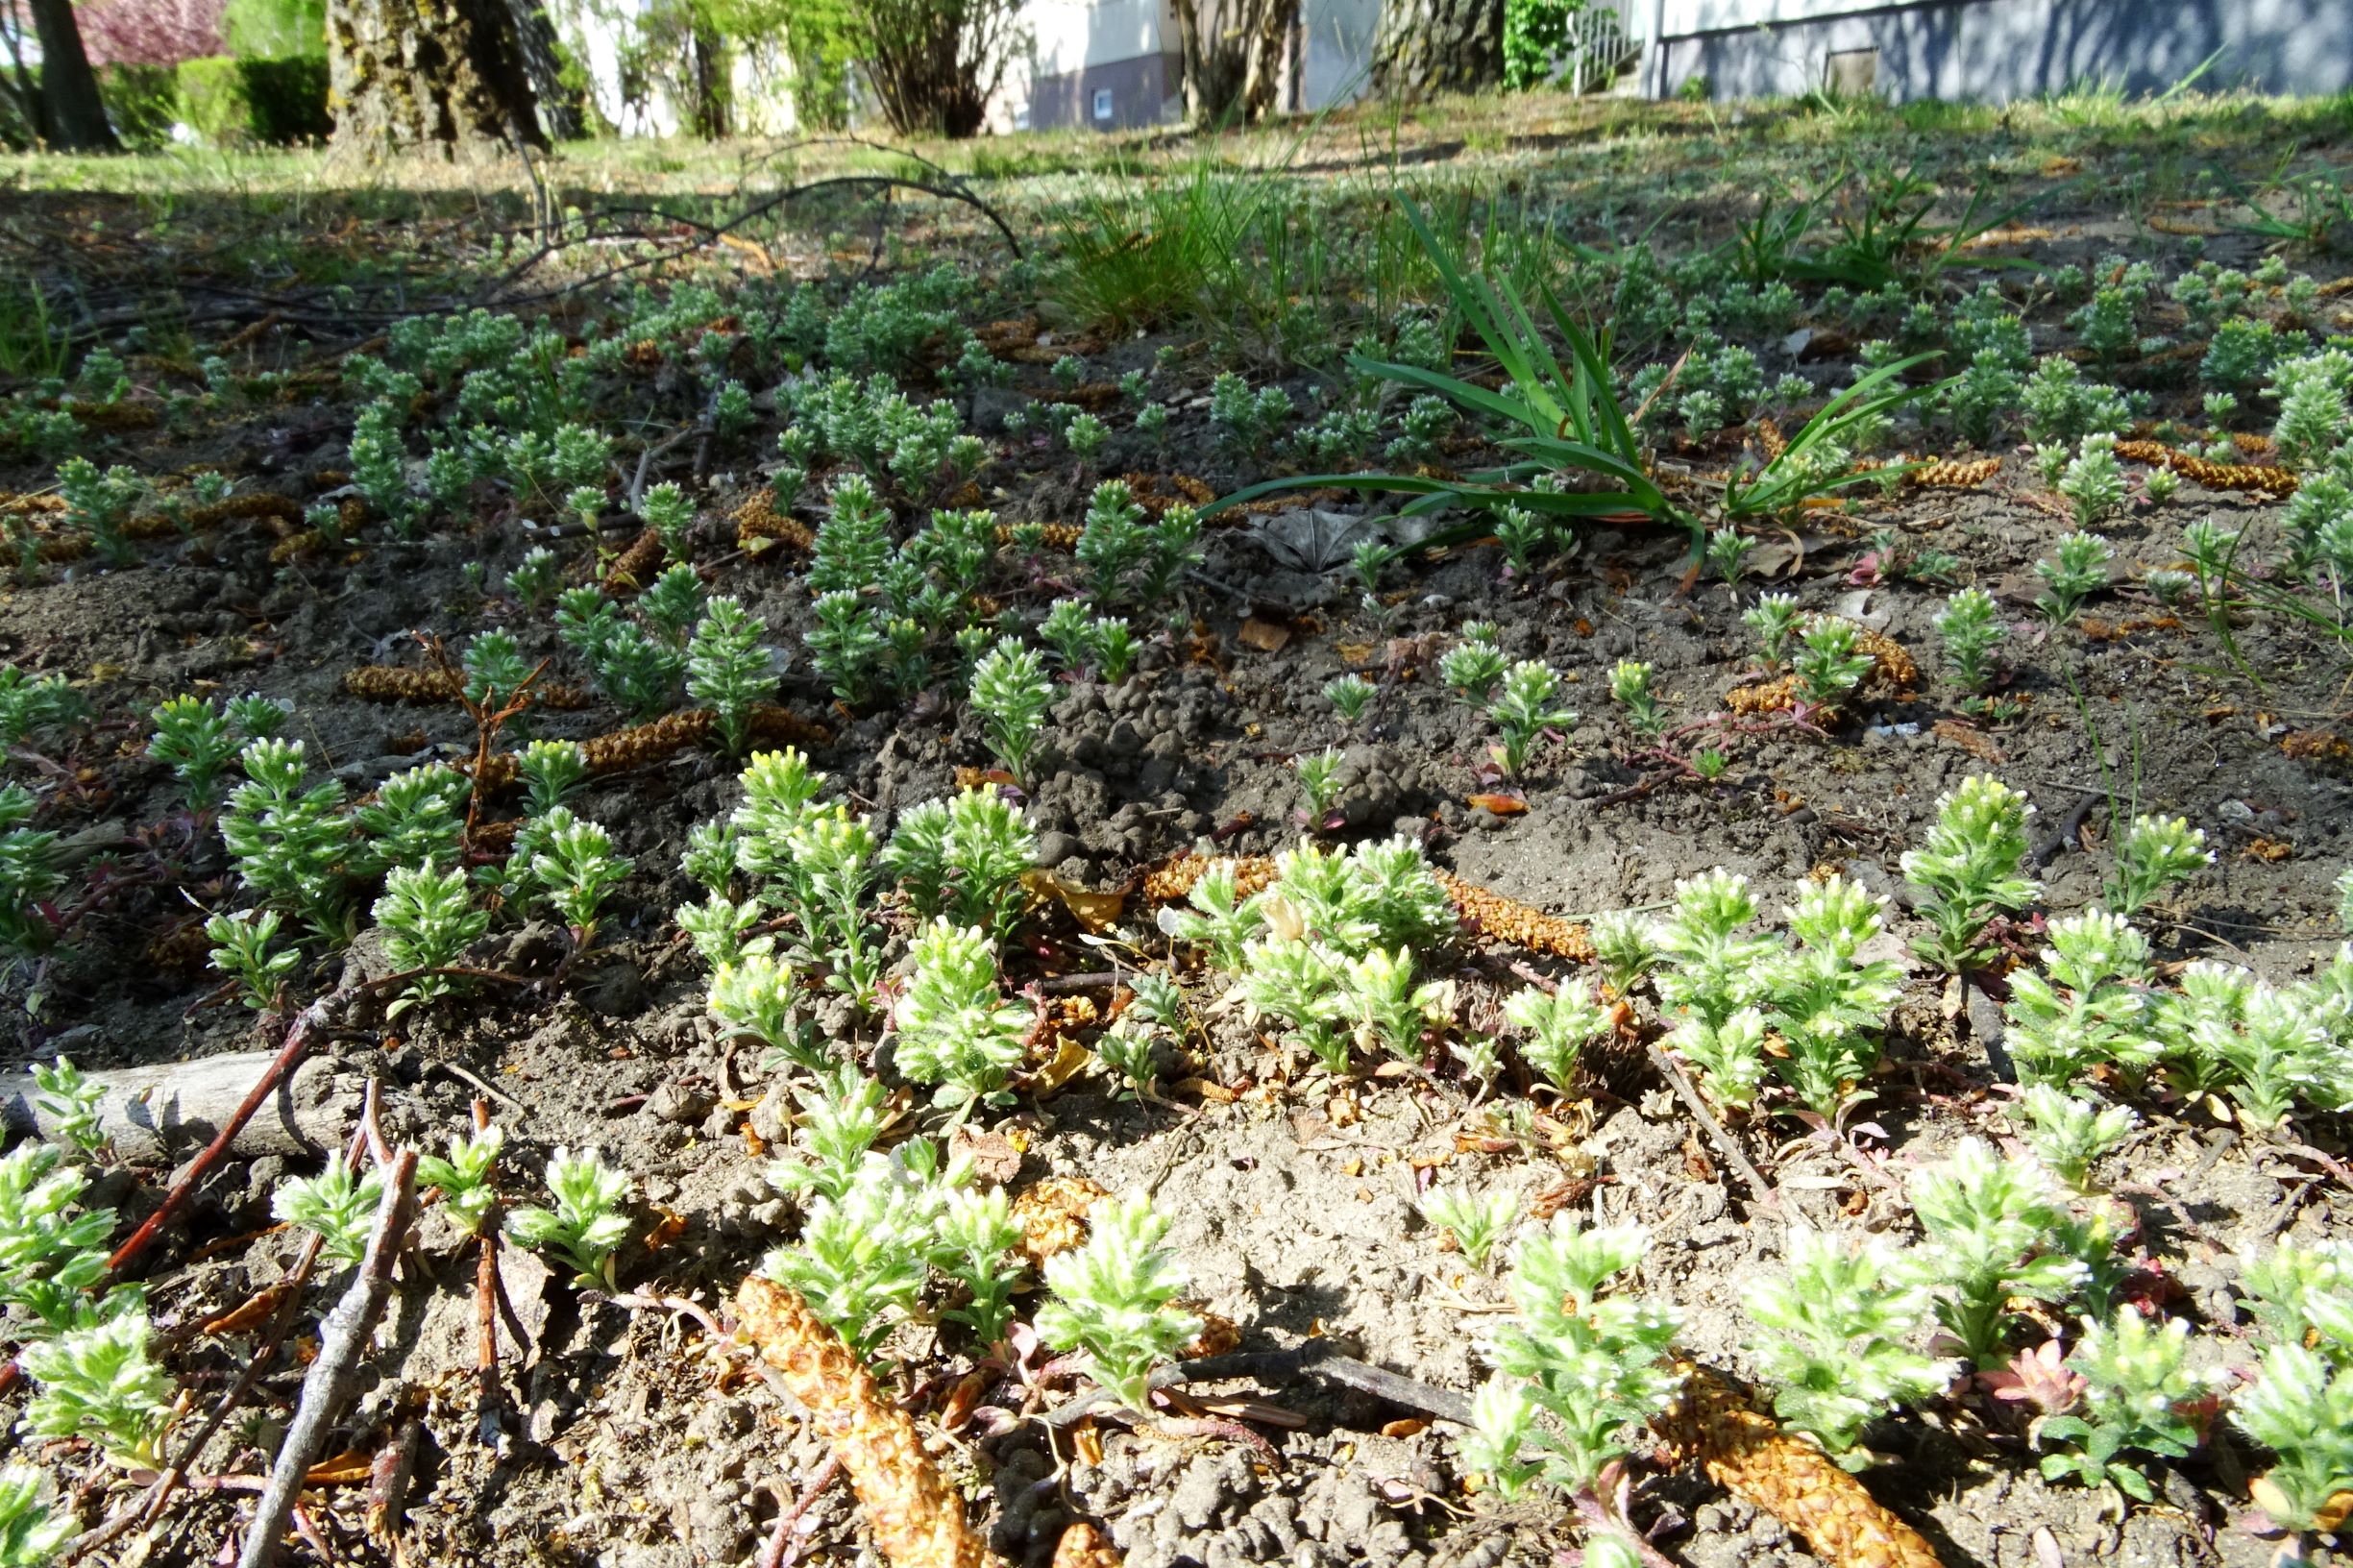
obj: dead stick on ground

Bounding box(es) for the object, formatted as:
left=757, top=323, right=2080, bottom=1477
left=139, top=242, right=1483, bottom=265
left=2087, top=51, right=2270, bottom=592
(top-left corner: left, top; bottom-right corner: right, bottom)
left=472, top=1099, right=504, bottom=1445
left=1647, top=1043, right=1790, bottom=1222
left=236, top=1150, right=418, bottom=1568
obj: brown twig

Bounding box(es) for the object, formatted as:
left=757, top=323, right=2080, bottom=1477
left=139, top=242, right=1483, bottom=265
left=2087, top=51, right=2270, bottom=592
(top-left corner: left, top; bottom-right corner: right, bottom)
left=417, top=630, right=548, bottom=859
left=471, top=1099, right=505, bottom=1446
left=107, top=977, right=357, bottom=1281
left=1646, top=1043, right=1788, bottom=1220
left=235, top=1150, right=419, bottom=1568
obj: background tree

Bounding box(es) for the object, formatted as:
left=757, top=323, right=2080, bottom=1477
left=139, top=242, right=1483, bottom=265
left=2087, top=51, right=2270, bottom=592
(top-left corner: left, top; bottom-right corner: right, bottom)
left=850, top=0, right=1020, bottom=138
left=1370, top=0, right=1502, bottom=99
left=1169, top=0, right=1294, bottom=124
left=5, top=0, right=122, bottom=149
left=326, top=0, right=543, bottom=156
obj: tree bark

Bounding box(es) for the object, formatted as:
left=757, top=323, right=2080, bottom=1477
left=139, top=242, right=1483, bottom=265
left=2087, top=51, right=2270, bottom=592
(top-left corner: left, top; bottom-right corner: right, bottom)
left=327, top=0, right=545, bottom=159
left=0, top=1050, right=363, bottom=1165
left=1172, top=0, right=1296, bottom=125
left=502, top=0, right=584, bottom=140
left=27, top=0, right=120, bottom=151
left=1370, top=0, right=1504, bottom=99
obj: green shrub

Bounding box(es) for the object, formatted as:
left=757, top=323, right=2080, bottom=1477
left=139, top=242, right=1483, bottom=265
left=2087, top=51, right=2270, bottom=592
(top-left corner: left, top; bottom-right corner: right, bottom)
left=1503, top=0, right=1583, bottom=89
left=240, top=56, right=331, bottom=142
left=175, top=55, right=331, bottom=145
left=176, top=57, right=250, bottom=142
left=99, top=65, right=181, bottom=150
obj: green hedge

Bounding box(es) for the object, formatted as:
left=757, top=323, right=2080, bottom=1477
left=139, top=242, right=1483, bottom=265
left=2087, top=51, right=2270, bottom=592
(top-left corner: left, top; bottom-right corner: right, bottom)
left=100, top=64, right=184, bottom=150
left=174, top=55, right=331, bottom=144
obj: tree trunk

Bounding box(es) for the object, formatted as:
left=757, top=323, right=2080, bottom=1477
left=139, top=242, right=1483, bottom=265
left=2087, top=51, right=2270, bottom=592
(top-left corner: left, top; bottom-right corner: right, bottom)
left=1172, top=0, right=1295, bottom=125
left=1370, top=0, right=1503, bottom=99
left=327, top=0, right=545, bottom=159
left=688, top=26, right=728, bottom=137
left=27, top=0, right=119, bottom=151
left=502, top=0, right=584, bottom=140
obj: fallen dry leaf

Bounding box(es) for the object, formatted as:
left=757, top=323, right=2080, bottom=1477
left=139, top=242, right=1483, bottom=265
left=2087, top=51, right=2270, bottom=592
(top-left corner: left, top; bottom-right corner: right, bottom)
left=1020, top=870, right=1126, bottom=932
left=1236, top=616, right=1290, bottom=653
left=1465, top=793, right=1528, bottom=816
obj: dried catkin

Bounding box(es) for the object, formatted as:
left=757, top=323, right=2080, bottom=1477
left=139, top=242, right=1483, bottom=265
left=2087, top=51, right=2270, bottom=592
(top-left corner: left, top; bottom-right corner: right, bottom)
left=734, top=1277, right=990, bottom=1568
left=1656, top=1360, right=1944, bottom=1568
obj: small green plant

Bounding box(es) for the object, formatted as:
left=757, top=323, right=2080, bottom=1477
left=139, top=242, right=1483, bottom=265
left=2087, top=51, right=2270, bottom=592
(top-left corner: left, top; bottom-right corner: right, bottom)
left=1900, top=774, right=2040, bottom=971
left=2038, top=1308, right=2216, bottom=1501
left=205, top=908, right=299, bottom=1010
left=354, top=763, right=468, bottom=875
left=1325, top=673, right=1377, bottom=726
left=221, top=739, right=352, bottom=943
left=0, top=1141, right=119, bottom=1336
left=2109, top=814, right=2210, bottom=915
left=1745, top=1230, right=1950, bottom=1465
left=1463, top=1217, right=1681, bottom=1496
left=1504, top=981, right=1609, bottom=1091
left=1420, top=1187, right=1520, bottom=1267
left=1295, top=747, right=1345, bottom=824
left=2057, top=436, right=2128, bottom=528
left=507, top=547, right=561, bottom=608
left=57, top=456, right=142, bottom=567
left=1906, top=1139, right=2086, bottom=1366
left=149, top=695, right=239, bottom=812
left=685, top=599, right=772, bottom=755
left=417, top=1121, right=504, bottom=1235
left=777, top=808, right=884, bottom=1004
left=1792, top=618, right=1875, bottom=711
left=882, top=787, right=1037, bottom=943
left=2014, top=1086, right=2138, bottom=1193
left=1763, top=875, right=1902, bottom=1117
left=1607, top=659, right=1668, bottom=741
left=505, top=1146, right=633, bottom=1288
left=708, top=952, right=826, bottom=1073
left=0, top=1467, right=70, bottom=1565
left=968, top=638, right=1052, bottom=787
left=1706, top=527, right=1756, bottom=584
left=373, top=863, right=490, bottom=1015
left=1439, top=637, right=1509, bottom=703
left=1933, top=587, right=2006, bottom=692
left=638, top=564, right=707, bottom=644
left=2035, top=531, right=2115, bottom=625
left=762, top=1138, right=959, bottom=1358
left=22, top=1311, right=173, bottom=1468
left=937, top=1187, right=1025, bottom=1343
left=31, top=1059, right=105, bottom=1157
left=1341, top=944, right=1450, bottom=1061
left=2233, top=1340, right=2353, bottom=1534
left=1743, top=594, right=1804, bottom=672
left=514, top=739, right=588, bottom=816
left=2004, top=911, right=2156, bottom=1090
left=894, top=920, right=1030, bottom=1111
left=640, top=481, right=696, bottom=557
left=1036, top=1191, right=1201, bottom=1414
left=531, top=816, right=632, bottom=950
left=1488, top=661, right=1574, bottom=776
left=272, top=1154, right=385, bottom=1265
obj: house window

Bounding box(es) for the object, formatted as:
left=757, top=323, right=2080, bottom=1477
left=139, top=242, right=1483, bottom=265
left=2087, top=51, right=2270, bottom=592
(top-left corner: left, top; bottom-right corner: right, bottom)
left=1091, top=87, right=1115, bottom=122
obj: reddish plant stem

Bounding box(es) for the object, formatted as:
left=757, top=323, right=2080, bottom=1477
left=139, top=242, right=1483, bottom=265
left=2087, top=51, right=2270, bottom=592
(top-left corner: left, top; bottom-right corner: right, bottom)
left=472, top=1099, right=505, bottom=1443
left=755, top=1454, right=842, bottom=1568
left=108, top=985, right=345, bottom=1281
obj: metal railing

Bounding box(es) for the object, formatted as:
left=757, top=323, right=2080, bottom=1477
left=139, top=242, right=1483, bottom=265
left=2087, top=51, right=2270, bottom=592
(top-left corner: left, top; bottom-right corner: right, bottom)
left=1558, top=0, right=1645, bottom=94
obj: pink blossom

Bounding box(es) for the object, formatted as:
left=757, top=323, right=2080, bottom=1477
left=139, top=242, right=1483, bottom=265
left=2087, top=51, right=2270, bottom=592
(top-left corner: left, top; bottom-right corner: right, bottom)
left=77, top=0, right=226, bottom=67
